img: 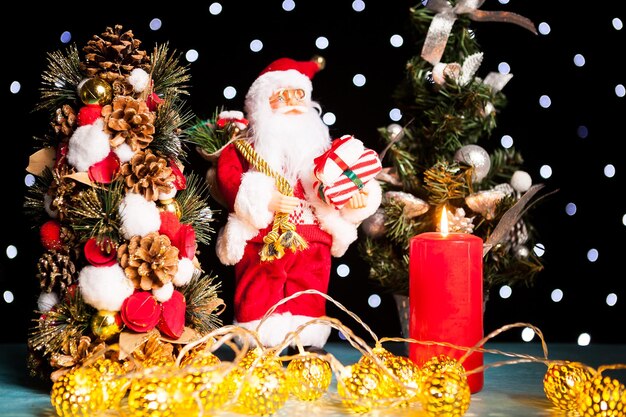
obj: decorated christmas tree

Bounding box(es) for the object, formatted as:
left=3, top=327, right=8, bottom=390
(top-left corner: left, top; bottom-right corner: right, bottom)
left=359, top=2, right=546, bottom=300
left=24, top=24, right=224, bottom=386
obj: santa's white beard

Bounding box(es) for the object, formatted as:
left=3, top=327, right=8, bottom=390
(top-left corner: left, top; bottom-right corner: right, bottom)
left=250, top=106, right=331, bottom=185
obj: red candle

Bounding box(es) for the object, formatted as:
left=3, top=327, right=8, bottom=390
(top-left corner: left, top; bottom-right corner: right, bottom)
left=408, top=209, right=484, bottom=393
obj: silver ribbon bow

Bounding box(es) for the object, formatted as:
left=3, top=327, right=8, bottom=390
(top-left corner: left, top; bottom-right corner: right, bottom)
left=421, top=0, right=537, bottom=65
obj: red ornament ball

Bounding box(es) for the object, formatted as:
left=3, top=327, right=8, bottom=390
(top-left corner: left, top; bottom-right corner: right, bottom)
left=40, top=220, right=63, bottom=250
left=77, top=104, right=102, bottom=126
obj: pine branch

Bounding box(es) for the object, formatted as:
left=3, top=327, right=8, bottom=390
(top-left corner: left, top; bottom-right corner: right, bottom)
left=64, top=179, right=125, bottom=244
left=176, top=172, right=217, bottom=246
left=151, top=93, right=195, bottom=161
left=36, top=45, right=83, bottom=112
left=181, top=271, right=224, bottom=335
left=423, top=161, right=470, bottom=205
left=151, top=42, right=191, bottom=97
left=184, top=108, right=236, bottom=157
left=28, top=289, right=93, bottom=358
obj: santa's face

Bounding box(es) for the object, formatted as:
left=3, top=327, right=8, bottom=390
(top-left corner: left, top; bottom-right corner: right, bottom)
left=250, top=88, right=331, bottom=185
left=269, top=88, right=307, bottom=115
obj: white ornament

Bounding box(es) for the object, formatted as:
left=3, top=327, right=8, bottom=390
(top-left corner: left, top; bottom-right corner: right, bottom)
left=158, top=184, right=177, bottom=200
left=511, top=170, right=532, bottom=193
left=37, top=291, right=60, bottom=312
left=66, top=119, right=111, bottom=172
left=153, top=282, right=174, bottom=302
left=128, top=68, right=150, bottom=93
left=386, top=123, right=403, bottom=140
left=454, top=144, right=491, bottom=183
left=432, top=62, right=461, bottom=85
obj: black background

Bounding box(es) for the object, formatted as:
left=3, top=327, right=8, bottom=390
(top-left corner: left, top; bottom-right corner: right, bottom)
left=2, top=1, right=625, bottom=348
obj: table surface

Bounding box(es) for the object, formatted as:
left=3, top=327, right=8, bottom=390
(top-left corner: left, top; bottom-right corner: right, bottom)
left=1, top=342, right=624, bottom=417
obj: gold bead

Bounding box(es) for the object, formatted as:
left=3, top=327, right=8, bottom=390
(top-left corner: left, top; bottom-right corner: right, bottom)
left=78, top=78, right=113, bottom=105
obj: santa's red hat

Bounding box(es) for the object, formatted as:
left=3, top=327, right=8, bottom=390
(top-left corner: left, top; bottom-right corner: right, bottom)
left=245, top=56, right=325, bottom=116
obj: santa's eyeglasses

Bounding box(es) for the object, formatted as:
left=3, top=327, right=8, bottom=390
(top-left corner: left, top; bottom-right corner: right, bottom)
left=270, top=88, right=306, bottom=104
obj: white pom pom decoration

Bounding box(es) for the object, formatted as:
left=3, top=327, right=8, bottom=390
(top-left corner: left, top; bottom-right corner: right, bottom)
left=66, top=119, right=111, bottom=172
left=153, top=282, right=174, bottom=302
left=158, top=184, right=177, bottom=200
left=113, top=142, right=135, bottom=163
left=119, top=193, right=161, bottom=239
left=173, top=257, right=195, bottom=286
left=78, top=264, right=135, bottom=311
left=127, top=68, right=150, bottom=93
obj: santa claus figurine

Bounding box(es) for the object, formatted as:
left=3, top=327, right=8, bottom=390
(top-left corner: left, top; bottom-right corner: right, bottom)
left=214, top=57, right=382, bottom=351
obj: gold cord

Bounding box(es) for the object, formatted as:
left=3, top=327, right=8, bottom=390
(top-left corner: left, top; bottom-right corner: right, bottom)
left=234, top=140, right=308, bottom=261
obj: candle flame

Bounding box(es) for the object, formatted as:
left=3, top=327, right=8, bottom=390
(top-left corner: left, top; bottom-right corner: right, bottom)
left=440, top=207, right=449, bottom=236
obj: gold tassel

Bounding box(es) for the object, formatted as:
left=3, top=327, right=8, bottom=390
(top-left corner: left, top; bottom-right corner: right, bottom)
left=234, top=140, right=309, bottom=261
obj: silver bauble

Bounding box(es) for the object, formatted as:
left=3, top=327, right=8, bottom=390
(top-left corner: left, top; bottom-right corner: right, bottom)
left=454, top=144, right=491, bottom=183
left=361, top=208, right=386, bottom=239
left=386, top=123, right=403, bottom=141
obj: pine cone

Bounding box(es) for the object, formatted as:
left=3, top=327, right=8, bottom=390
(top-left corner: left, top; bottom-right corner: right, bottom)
left=117, top=232, right=179, bottom=291
left=36, top=248, right=77, bottom=294
left=47, top=167, right=77, bottom=221
left=131, top=334, right=175, bottom=368
left=119, top=149, right=174, bottom=201
left=80, top=25, right=151, bottom=96
left=102, top=96, right=155, bottom=151
left=51, top=104, right=77, bottom=141
left=49, top=335, right=105, bottom=382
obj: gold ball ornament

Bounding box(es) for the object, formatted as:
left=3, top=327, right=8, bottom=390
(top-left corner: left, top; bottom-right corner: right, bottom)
left=359, top=346, right=422, bottom=405
left=178, top=366, right=230, bottom=414
left=78, top=78, right=113, bottom=105
left=157, top=198, right=182, bottom=219
left=127, top=367, right=192, bottom=417
left=90, top=310, right=122, bottom=341
left=237, top=359, right=289, bottom=416
left=420, top=354, right=466, bottom=382
left=224, top=347, right=262, bottom=395
left=90, top=357, right=129, bottom=410
left=577, top=375, right=626, bottom=417
left=311, top=55, right=326, bottom=71
left=286, top=354, right=333, bottom=401
left=337, top=361, right=386, bottom=413
left=420, top=369, right=471, bottom=417
left=543, top=361, right=594, bottom=411
left=50, top=366, right=103, bottom=416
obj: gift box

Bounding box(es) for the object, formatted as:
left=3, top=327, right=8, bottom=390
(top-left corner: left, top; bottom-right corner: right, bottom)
left=313, top=135, right=382, bottom=209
